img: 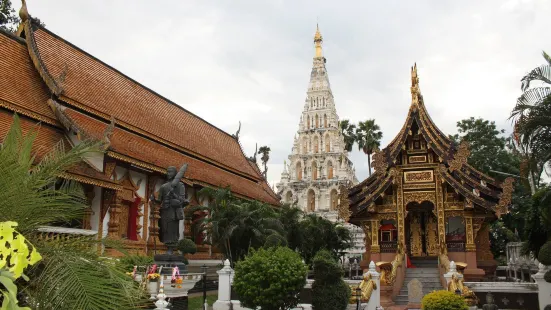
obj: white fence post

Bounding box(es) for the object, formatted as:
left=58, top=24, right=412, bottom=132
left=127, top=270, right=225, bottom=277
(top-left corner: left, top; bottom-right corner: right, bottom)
left=367, top=261, right=381, bottom=310
left=213, top=259, right=234, bottom=310
left=532, top=263, right=551, bottom=310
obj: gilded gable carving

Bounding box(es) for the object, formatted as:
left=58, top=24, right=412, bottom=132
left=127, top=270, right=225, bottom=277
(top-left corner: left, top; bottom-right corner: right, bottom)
left=404, top=170, right=433, bottom=183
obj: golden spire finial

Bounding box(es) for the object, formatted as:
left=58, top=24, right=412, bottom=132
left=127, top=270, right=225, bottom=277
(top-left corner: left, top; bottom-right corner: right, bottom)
left=410, top=63, right=420, bottom=106
left=314, top=24, right=323, bottom=58
left=19, top=0, right=29, bottom=22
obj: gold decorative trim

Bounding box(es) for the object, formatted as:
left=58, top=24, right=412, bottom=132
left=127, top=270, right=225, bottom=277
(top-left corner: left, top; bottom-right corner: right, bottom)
left=378, top=213, right=397, bottom=221
left=444, top=202, right=464, bottom=210
left=106, top=151, right=166, bottom=174
left=449, top=141, right=470, bottom=173
left=496, top=177, right=514, bottom=218
left=445, top=210, right=464, bottom=220
left=404, top=183, right=435, bottom=190
left=435, top=171, right=446, bottom=244
left=0, top=99, right=58, bottom=125
left=337, top=185, right=351, bottom=222
left=59, top=172, right=122, bottom=191
left=396, top=169, right=405, bottom=246
left=404, top=170, right=433, bottom=183
left=409, top=155, right=427, bottom=163
left=371, top=148, right=388, bottom=175
left=403, top=191, right=436, bottom=206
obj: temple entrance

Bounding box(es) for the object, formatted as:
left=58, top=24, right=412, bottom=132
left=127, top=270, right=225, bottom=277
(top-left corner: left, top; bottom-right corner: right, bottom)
left=405, top=202, right=439, bottom=258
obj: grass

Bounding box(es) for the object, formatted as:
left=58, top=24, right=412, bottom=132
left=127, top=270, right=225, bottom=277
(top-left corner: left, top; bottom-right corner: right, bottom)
left=188, top=295, right=217, bottom=310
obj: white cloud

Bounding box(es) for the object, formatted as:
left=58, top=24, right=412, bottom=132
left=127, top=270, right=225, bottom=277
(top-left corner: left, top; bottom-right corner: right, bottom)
left=27, top=0, right=551, bottom=183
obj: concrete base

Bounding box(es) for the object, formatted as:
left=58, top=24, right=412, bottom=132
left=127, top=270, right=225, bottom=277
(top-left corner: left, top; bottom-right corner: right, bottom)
left=213, top=300, right=231, bottom=310
left=380, top=285, right=395, bottom=307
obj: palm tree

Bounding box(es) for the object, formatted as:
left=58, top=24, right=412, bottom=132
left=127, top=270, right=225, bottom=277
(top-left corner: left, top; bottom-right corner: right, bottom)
left=512, top=51, right=551, bottom=190
left=0, top=115, right=148, bottom=310
left=356, top=119, right=383, bottom=176
left=258, top=145, right=271, bottom=179
left=338, top=119, right=356, bottom=152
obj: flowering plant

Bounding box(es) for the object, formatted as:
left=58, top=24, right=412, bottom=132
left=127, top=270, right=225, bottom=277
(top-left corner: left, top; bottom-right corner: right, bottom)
left=147, top=273, right=160, bottom=281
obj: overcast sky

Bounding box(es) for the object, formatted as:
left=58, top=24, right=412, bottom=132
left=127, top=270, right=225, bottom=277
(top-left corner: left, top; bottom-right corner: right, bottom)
left=28, top=0, right=551, bottom=186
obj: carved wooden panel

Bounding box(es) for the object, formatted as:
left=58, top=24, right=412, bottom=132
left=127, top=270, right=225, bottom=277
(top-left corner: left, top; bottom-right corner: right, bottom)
left=404, top=170, right=434, bottom=183
left=409, top=155, right=427, bottom=164
left=404, top=191, right=436, bottom=205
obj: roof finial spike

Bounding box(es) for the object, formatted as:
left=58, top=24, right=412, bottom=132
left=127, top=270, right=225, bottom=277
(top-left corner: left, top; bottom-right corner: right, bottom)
left=314, top=23, right=323, bottom=58
left=410, top=62, right=421, bottom=107
left=19, top=0, right=29, bottom=22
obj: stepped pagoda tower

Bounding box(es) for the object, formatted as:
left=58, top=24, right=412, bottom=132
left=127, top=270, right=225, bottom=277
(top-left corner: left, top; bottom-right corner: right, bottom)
left=346, top=64, right=514, bottom=285
left=276, top=25, right=362, bottom=257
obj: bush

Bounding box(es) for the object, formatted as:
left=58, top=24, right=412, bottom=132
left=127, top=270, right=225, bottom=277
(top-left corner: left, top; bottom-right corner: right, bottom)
left=422, top=290, right=468, bottom=310
left=544, top=305, right=551, bottom=310
left=233, top=247, right=307, bottom=310
left=538, top=241, right=551, bottom=266
left=177, top=238, right=197, bottom=255
left=544, top=269, right=551, bottom=283
left=264, top=233, right=288, bottom=248
left=311, top=250, right=351, bottom=310
left=118, top=255, right=154, bottom=272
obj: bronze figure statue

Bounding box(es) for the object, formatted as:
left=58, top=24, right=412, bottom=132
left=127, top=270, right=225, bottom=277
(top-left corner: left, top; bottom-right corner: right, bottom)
left=150, top=164, right=189, bottom=254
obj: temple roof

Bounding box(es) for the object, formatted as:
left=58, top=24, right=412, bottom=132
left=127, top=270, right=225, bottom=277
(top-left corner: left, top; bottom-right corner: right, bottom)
left=0, top=16, right=280, bottom=205
left=348, top=64, right=512, bottom=218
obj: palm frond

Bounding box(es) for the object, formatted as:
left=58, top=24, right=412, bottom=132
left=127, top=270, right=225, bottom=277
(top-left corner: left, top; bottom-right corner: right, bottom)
left=521, top=65, right=551, bottom=91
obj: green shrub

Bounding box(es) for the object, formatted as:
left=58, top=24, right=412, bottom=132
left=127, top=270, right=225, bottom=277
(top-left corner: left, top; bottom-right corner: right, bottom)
left=311, top=250, right=351, bottom=310
left=264, top=233, right=288, bottom=248
left=233, top=247, right=307, bottom=310
left=544, top=269, right=551, bottom=283
left=544, top=305, right=551, bottom=310
left=538, top=241, right=551, bottom=266
left=421, top=290, right=468, bottom=310
left=177, top=238, right=197, bottom=255
left=118, top=255, right=154, bottom=272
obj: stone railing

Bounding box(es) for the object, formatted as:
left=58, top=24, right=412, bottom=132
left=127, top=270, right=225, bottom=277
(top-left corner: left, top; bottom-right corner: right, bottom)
left=36, top=226, right=98, bottom=240
left=506, top=242, right=540, bottom=282
left=213, top=259, right=383, bottom=310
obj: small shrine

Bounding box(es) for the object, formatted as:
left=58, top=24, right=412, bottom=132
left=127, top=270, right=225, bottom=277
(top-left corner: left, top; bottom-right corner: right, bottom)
left=344, top=64, right=514, bottom=283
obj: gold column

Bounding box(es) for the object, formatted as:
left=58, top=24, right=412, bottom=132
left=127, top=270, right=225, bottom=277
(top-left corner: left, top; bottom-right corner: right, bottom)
left=107, top=194, right=123, bottom=239
left=465, top=214, right=475, bottom=252
left=361, top=221, right=372, bottom=260
left=435, top=169, right=446, bottom=246
left=370, top=219, right=380, bottom=253
left=396, top=169, right=405, bottom=247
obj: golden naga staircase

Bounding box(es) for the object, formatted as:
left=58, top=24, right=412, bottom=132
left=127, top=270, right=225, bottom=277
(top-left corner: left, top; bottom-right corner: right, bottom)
left=377, top=243, right=405, bottom=286
left=349, top=273, right=378, bottom=304
left=439, top=244, right=478, bottom=307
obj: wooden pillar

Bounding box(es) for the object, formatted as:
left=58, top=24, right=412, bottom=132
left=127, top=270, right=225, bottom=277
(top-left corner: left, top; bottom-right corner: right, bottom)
left=435, top=169, right=446, bottom=246
left=148, top=201, right=161, bottom=246
left=83, top=187, right=95, bottom=230
left=107, top=194, right=123, bottom=239
left=370, top=219, right=380, bottom=254
left=465, top=214, right=476, bottom=252
left=361, top=221, right=372, bottom=263
left=396, top=169, right=405, bottom=248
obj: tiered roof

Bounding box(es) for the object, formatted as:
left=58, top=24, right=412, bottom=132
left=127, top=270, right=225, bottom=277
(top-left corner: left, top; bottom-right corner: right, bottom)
left=0, top=10, right=279, bottom=205
left=348, top=64, right=513, bottom=219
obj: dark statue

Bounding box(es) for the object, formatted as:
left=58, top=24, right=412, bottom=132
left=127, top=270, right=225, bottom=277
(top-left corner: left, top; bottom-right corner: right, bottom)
left=150, top=164, right=189, bottom=254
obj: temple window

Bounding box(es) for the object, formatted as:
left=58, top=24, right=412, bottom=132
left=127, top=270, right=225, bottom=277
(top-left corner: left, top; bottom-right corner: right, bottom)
left=325, top=134, right=330, bottom=152
left=327, top=161, right=334, bottom=179
left=379, top=219, right=398, bottom=252
left=296, top=162, right=302, bottom=180
left=313, top=136, right=319, bottom=153
left=307, top=189, right=316, bottom=212
left=324, top=114, right=327, bottom=127
left=330, top=189, right=338, bottom=210
left=307, top=115, right=310, bottom=129
left=315, top=114, right=319, bottom=128
left=312, top=161, right=318, bottom=180
left=446, top=216, right=466, bottom=252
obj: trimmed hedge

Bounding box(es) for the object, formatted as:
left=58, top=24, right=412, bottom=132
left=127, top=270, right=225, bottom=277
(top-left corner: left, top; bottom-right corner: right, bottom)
left=538, top=241, right=551, bottom=266
left=311, top=250, right=351, bottom=310
left=421, top=290, right=468, bottom=310
left=233, top=247, right=307, bottom=310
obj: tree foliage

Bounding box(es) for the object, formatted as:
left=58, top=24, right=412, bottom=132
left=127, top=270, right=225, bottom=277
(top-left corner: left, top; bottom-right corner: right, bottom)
left=258, top=145, right=271, bottom=179
left=311, top=250, right=350, bottom=310
left=233, top=247, right=307, bottom=310
left=0, top=115, right=149, bottom=310
left=299, top=214, right=352, bottom=266
left=339, top=119, right=356, bottom=152
left=355, top=119, right=383, bottom=176
left=0, top=0, right=19, bottom=33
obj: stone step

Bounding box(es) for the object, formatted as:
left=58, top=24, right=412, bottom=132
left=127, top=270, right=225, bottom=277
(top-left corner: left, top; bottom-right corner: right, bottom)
left=404, top=274, right=440, bottom=278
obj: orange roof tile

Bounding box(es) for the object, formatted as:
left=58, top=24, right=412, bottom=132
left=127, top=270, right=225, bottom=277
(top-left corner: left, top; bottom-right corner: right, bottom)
left=29, top=26, right=260, bottom=181
left=0, top=110, right=120, bottom=190
left=63, top=108, right=280, bottom=205
left=0, top=31, right=56, bottom=125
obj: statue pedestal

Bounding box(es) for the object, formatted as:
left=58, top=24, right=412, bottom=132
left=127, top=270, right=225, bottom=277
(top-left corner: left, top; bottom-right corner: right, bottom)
left=154, top=254, right=188, bottom=274
left=380, top=285, right=395, bottom=307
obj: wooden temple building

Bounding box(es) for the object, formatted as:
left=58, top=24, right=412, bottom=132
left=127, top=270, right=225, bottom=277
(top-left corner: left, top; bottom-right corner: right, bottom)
left=0, top=5, right=279, bottom=259
left=343, top=64, right=514, bottom=292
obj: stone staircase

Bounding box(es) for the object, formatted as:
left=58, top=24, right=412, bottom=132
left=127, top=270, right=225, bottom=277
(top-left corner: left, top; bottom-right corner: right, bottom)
left=394, top=259, right=442, bottom=305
